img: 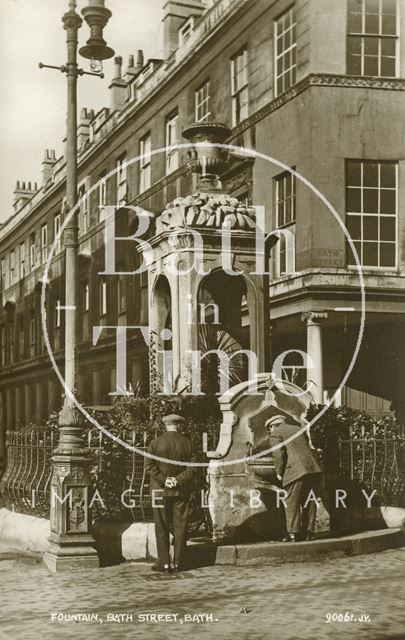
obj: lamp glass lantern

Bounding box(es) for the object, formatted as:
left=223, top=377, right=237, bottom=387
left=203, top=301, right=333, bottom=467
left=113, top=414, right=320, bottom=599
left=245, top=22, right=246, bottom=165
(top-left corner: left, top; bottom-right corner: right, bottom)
left=79, top=0, right=114, bottom=72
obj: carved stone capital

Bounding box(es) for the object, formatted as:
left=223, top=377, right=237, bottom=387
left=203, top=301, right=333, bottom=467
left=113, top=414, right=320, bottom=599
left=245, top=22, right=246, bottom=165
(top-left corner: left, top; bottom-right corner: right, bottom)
left=301, top=311, right=328, bottom=325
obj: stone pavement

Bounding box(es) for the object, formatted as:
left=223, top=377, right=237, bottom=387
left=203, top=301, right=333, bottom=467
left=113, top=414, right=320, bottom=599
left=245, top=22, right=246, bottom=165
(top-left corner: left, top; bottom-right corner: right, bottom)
left=0, top=545, right=404, bottom=640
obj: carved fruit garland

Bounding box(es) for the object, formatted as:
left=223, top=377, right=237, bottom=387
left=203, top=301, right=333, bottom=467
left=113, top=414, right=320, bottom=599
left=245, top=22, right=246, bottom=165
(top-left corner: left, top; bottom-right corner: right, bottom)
left=159, top=192, right=256, bottom=231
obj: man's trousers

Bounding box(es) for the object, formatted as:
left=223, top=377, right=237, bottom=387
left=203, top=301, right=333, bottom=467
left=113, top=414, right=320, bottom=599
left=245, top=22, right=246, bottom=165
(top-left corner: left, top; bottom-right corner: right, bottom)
left=284, top=472, right=323, bottom=534
left=153, top=496, right=190, bottom=567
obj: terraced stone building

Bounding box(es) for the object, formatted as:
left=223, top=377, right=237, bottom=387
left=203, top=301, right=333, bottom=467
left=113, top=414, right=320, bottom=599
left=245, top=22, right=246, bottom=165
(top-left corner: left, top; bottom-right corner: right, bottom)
left=1, top=0, right=404, bottom=469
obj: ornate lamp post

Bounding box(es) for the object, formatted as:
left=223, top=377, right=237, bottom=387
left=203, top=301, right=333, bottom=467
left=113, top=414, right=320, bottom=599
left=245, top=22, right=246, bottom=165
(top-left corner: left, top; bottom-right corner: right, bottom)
left=41, top=0, right=114, bottom=572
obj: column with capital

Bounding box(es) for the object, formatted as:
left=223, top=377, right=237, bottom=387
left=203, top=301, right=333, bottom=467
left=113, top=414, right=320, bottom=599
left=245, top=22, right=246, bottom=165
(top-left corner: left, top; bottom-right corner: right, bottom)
left=301, top=311, right=328, bottom=405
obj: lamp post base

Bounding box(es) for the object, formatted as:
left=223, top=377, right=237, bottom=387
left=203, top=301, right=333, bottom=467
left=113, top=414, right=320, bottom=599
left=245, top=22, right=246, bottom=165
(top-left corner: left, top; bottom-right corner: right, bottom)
left=43, top=539, right=99, bottom=572
left=44, top=449, right=100, bottom=572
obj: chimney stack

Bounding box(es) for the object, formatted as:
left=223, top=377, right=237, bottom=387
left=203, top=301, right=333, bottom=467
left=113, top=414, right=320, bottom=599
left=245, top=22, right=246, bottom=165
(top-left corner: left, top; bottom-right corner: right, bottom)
left=41, top=149, right=56, bottom=187
left=78, top=108, right=95, bottom=149
left=113, top=55, right=123, bottom=80
left=13, top=180, right=37, bottom=213
left=124, top=52, right=144, bottom=83
left=109, top=55, right=128, bottom=111
left=136, top=49, right=144, bottom=70
left=124, top=54, right=136, bottom=84
left=162, top=1, right=205, bottom=60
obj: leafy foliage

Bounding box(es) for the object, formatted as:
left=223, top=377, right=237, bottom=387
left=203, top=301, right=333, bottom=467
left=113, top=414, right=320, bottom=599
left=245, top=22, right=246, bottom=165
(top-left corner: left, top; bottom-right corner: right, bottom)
left=307, top=405, right=405, bottom=507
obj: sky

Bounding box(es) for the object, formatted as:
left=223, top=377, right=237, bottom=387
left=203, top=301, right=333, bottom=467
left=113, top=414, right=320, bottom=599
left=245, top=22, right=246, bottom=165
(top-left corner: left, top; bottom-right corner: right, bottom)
left=0, top=0, right=164, bottom=222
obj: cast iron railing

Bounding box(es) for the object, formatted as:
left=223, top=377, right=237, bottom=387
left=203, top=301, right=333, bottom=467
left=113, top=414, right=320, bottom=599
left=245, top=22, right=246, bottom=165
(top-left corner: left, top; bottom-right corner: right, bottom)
left=338, top=425, right=405, bottom=507
left=0, top=426, right=212, bottom=535
left=0, top=427, right=155, bottom=521
left=0, top=430, right=55, bottom=518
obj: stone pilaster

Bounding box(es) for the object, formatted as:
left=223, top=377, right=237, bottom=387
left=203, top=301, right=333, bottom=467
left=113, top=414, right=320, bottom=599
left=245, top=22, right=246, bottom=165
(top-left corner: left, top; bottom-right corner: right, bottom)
left=35, top=381, right=47, bottom=420
left=15, top=386, right=24, bottom=426
left=92, top=368, right=103, bottom=405
left=6, top=388, right=14, bottom=431
left=24, top=383, right=34, bottom=424
left=48, top=378, right=60, bottom=414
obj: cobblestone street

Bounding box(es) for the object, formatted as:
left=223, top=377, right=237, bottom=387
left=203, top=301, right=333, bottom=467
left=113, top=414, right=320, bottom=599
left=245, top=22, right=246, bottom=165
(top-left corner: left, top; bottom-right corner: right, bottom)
left=0, top=545, right=404, bottom=640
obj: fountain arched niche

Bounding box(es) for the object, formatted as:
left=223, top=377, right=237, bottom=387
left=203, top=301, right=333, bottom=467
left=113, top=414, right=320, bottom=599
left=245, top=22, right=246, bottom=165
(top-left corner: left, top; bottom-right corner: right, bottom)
left=197, top=269, right=259, bottom=394
left=149, top=274, right=172, bottom=390
left=147, top=225, right=268, bottom=393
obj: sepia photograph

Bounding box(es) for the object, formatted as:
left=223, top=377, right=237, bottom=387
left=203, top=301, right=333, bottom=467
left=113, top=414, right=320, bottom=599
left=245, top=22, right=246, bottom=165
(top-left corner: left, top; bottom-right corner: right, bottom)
left=0, top=0, right=404, bottom=638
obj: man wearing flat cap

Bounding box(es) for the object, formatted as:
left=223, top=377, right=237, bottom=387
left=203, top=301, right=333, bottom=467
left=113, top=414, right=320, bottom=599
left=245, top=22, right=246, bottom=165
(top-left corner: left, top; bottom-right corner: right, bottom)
left=146, top=414, right=197, bottom=572
left=268, top=410, right=323, bottom=542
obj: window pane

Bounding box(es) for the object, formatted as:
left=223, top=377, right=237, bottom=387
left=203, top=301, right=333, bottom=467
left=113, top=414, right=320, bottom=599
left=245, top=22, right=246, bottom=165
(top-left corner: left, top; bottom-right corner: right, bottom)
left=347, top=215, right=361, bottom=240
left=349, top=0, right=361, bottom=10
left=363, top=162, right=378, bottom=186
left=364, top=55, right=379, bottom=75
left=348, top=54, right=362, bottom=74
left=347, top=187, right=361, bottom=212
left=363, top=215, right=378, bottom=240
left=380, top=163, right=396, bottom=187
left=381, top=14, right=396, bottom=34
left=380, top=242, right=396, bottom=267
left=365, top=13, right=379, bottom=34
left=363, top=242, right=378, bottom=265
left=363, top=188, right=378, bottom=212
left=290, top=66, right=296, bottom=86
left=279, top=251, right=286, bottom=276
left=347, top=240, right=362, bottom=264
left=277, top=202, right=285, bottom=227
left=380, top=216, right=395, bottom=241
left=278, top=179, right=285, bottom=201
left=364, top=36, right=379, bottom=54
left=381, top=38, right=396, bottom=55
left=347, top=161, right=362, bottom=186
left=285, top=199, right=292, bottom=224
left=380, top=56, right=396, bottom=76
left=365, top=0, right=379, bottom=13
left=348, top=10, right=362, bottom=32
left=382, top=0, right=397, bottom=15
left=380, top=189, right=396, bottom=214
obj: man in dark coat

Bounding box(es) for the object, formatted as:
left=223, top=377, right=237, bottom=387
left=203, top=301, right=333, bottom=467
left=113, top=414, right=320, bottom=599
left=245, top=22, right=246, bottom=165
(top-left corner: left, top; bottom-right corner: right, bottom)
left=146, top=414, right=197, bottom=572
left=268, top=411, right=323, bottom=542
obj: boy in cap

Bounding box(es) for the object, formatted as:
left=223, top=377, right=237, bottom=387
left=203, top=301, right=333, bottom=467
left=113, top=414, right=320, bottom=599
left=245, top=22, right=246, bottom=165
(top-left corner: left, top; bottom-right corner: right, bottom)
left=267, top=410, right=323, bottom=542
left=146, top=414, right=197, bottom=572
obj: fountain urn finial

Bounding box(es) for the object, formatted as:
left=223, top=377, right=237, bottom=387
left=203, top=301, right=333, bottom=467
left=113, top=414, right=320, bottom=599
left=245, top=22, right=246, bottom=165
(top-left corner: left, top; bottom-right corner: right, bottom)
left=182, top=121, right=231, bottom=191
